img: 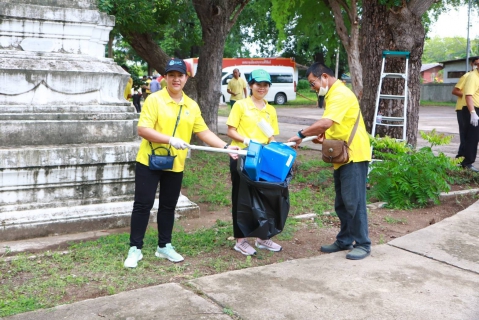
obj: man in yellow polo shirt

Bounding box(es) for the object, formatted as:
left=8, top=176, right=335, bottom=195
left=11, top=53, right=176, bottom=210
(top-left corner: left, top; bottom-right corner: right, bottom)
left=288, top=62, right=371, bottom=260
left=123, top=58, right=239, bottom=268
left=227, top=68, right=247, bottom=107
left=452, top=57, right=479, bottom=160
left=461, top=59, right=479, bottom=172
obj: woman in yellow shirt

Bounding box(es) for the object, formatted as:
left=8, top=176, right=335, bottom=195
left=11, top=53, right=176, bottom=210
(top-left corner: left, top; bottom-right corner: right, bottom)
left=226, top=69, right=282, bottom=255
left=124, top=58, right=239, bottom=268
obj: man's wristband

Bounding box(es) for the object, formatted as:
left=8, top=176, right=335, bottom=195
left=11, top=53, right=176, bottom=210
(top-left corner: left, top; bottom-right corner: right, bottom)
left=223, top=143, right=230, bottom=149
left=297, top=130, right=306, bottom=139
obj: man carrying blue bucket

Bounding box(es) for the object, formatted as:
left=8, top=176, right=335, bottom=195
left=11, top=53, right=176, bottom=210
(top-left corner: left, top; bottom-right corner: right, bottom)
left=288, top=63, right=372, bottom=260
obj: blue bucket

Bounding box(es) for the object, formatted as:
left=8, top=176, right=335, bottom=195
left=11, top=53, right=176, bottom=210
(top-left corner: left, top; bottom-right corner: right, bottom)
left=244, top=141, right=297, bottom=182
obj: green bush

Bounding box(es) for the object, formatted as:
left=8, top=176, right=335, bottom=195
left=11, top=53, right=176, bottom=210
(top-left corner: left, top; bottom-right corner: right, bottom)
left=297, top=79, right=310, bottom=90
left=368, top=131, right=461, bottom=209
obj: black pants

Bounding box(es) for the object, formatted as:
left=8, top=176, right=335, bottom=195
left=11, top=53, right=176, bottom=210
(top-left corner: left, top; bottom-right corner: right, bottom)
left=129, top=162, right=183, bottom=249
left=133, top=101, right=141, bottom=113
left=230, top=158, right=245, bottom=238
left=456, top=109, right=466, bottom=158
left=461, top=106, right=479, bottom=167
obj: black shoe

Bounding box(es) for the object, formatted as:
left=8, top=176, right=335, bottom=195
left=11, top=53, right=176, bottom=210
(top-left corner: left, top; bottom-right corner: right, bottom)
left=346, top=247, right=371, bottom=260
left=320, top=242, right=353, bottom=253
left=463, top=165, right=479, bottom=172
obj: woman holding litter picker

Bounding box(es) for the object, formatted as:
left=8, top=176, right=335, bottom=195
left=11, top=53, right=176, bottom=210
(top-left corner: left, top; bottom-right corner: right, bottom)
left=124, top=58, right=239, bottom=268
left=226, top=69, right=282, bottom=255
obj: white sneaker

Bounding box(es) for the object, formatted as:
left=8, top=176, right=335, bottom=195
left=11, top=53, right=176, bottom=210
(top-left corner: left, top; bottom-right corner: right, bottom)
left=155, top=244, right=184, bottom=263
left=255, top=239, right=282, bottom=252
left=124, top=246, right=143, bottom=268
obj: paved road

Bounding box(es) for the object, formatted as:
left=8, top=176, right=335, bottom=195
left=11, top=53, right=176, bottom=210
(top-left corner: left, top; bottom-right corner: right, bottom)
left=219, top=105, right=464, bottom=159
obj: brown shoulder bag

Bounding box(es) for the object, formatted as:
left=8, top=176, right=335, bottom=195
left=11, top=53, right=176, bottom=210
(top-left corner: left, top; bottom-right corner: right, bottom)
left=322, top=110, right=361, bottom=164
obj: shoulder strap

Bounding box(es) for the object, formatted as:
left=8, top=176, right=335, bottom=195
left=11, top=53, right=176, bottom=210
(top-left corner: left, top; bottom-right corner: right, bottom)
left=347, top=109, right=361, bottom=146
left=149, top=104, right=183, bottom=153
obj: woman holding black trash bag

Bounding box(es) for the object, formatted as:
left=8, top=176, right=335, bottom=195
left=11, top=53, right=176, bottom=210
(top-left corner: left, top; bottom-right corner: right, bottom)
left=226, top=69, right=283, bottom=256
left=124, top=58, right=239, bottom=268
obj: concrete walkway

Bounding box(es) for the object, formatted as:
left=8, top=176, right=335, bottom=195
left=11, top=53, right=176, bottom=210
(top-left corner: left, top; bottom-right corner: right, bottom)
left=3, top=105, right=479, bottom=319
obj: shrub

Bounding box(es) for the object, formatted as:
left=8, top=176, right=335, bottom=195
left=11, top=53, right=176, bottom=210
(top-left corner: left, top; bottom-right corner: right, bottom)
left=368, top=130, right=461, bottom=209
left=297, top=79, right=310, bottom=90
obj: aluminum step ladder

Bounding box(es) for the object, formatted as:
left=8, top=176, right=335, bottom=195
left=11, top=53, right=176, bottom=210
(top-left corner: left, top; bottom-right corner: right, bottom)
left=371, top=51, right=410, bottom=141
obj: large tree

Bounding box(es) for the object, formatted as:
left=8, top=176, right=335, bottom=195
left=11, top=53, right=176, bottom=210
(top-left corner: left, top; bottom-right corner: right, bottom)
left=271, top=0, right=469, bottom=145
left=99, top=0, right=249, bottom=133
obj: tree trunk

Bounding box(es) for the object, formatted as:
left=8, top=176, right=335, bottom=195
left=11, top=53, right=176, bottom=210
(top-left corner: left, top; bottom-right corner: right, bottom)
left=193, top=0, right=248, bottom=133
left=108, top=32, right=114, bottom=58
left=120, top=1, right=248, bottom=134
left=360, top=0, right=431, bottom=146
left=328, top=0, right=363, bottom=98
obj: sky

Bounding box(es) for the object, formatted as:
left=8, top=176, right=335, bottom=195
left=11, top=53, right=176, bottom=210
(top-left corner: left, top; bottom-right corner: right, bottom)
left=428, top=5, right=479, bottom=39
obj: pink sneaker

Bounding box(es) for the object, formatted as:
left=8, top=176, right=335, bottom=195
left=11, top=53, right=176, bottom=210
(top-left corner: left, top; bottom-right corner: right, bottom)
left=234, top=239, right=257, bottom=256
left=255, top=239, right=282, bottom=252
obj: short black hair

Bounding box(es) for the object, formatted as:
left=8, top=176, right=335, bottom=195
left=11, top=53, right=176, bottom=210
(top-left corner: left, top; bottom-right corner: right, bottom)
left=470, top=56, right=479, bottom=64
left=306, top=63, right=334, bottom=78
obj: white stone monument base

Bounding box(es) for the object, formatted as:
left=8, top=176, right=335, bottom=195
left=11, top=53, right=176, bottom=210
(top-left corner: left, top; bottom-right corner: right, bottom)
left=1, top=194, right=200, bottom=242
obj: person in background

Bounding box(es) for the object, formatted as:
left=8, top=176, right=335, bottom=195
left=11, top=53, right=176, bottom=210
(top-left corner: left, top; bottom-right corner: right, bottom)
left=226, top=69, right=282, bottom=256
left=124, top=58, right=239, bottom=268
left=452, top=56, right=479, bottom=162
left=159, top=75, right=167, bottom=90
left=226, top=68, right=248, bottom=108
left=132, top=90, right=142, bottom=113
left=121, top=65, right=133, bottom=100
left=288, top=62, right=371, bottom=260
left=150, top=75, right=161, bottom=94
left=141, top=76, right=151, bottom=101
left=460, top=58, right=479, bottom=172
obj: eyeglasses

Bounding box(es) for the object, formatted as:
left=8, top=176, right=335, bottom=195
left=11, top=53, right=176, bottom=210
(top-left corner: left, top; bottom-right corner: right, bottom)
left=309, top=77, right=320, bottom=88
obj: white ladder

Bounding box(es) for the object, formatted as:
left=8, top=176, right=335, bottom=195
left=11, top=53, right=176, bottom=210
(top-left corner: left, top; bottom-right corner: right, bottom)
left=371, top=51, right=410, bottom=141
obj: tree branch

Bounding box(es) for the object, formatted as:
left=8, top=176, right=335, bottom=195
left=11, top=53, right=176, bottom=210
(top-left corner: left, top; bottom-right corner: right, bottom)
left=328, top=0, right=351, bottom=51
left=229, top=0, right=250, bottom=26
left=407, top=0, right=438, bottom=16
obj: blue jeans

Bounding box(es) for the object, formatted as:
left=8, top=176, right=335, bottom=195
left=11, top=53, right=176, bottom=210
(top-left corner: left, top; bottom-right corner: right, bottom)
left=333, top=161, right=371, bottom=251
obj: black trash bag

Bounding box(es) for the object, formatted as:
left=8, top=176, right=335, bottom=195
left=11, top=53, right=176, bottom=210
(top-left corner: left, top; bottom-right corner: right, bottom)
left=236, top=158, right=293, bottom=239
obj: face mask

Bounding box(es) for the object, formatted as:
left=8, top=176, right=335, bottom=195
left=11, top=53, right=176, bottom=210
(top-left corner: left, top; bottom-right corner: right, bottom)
left=317, top=77, right=329, bottom=96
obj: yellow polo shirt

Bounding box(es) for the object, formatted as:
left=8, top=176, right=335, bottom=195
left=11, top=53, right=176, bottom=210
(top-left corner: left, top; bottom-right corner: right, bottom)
left=323, top=80, right=371, bottom=169
left=227, top=77, right=248, bottom=100
left=145, top=79, right=152, bottom=94
left=124, top=77, right=133, bottom=100
left=463, top=69, right=479, bottom=107
left=136, top=88, right=208, bottom=172
left=226, top=97, right=279, bottom=149
left=455, top=72, right=470, bottom=111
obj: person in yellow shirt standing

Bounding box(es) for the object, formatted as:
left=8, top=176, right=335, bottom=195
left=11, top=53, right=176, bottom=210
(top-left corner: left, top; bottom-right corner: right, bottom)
left=452, top=57, right=479, bottom=160
left=227, top=68, right=247, bottom=108
left=460, top=59, right=479, bottom=172
left=226, top=69, right=282, bottom=255
left=121, top=65, right=133, bottom=100
left=123, top=58, right=239, bottom=268
left=288, top=63, right=371, bottom=260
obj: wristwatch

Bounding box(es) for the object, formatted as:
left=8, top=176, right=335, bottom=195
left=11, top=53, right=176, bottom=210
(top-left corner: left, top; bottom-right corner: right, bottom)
left=297, top=130, right=306, bottom=139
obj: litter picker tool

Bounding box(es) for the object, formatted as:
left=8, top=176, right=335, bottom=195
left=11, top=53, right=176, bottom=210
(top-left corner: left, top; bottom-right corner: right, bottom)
left=185, top=136, right=316, bottom=154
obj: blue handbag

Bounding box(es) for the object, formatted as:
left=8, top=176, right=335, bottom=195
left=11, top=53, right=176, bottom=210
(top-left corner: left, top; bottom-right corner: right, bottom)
left=148, top=105, right=183, bottom=171
left=149, top=146, right=176, bottom=170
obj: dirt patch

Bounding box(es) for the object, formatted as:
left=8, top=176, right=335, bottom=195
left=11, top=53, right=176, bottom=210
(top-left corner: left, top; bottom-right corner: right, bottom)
left=179, top=191, right=479, bottom=253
